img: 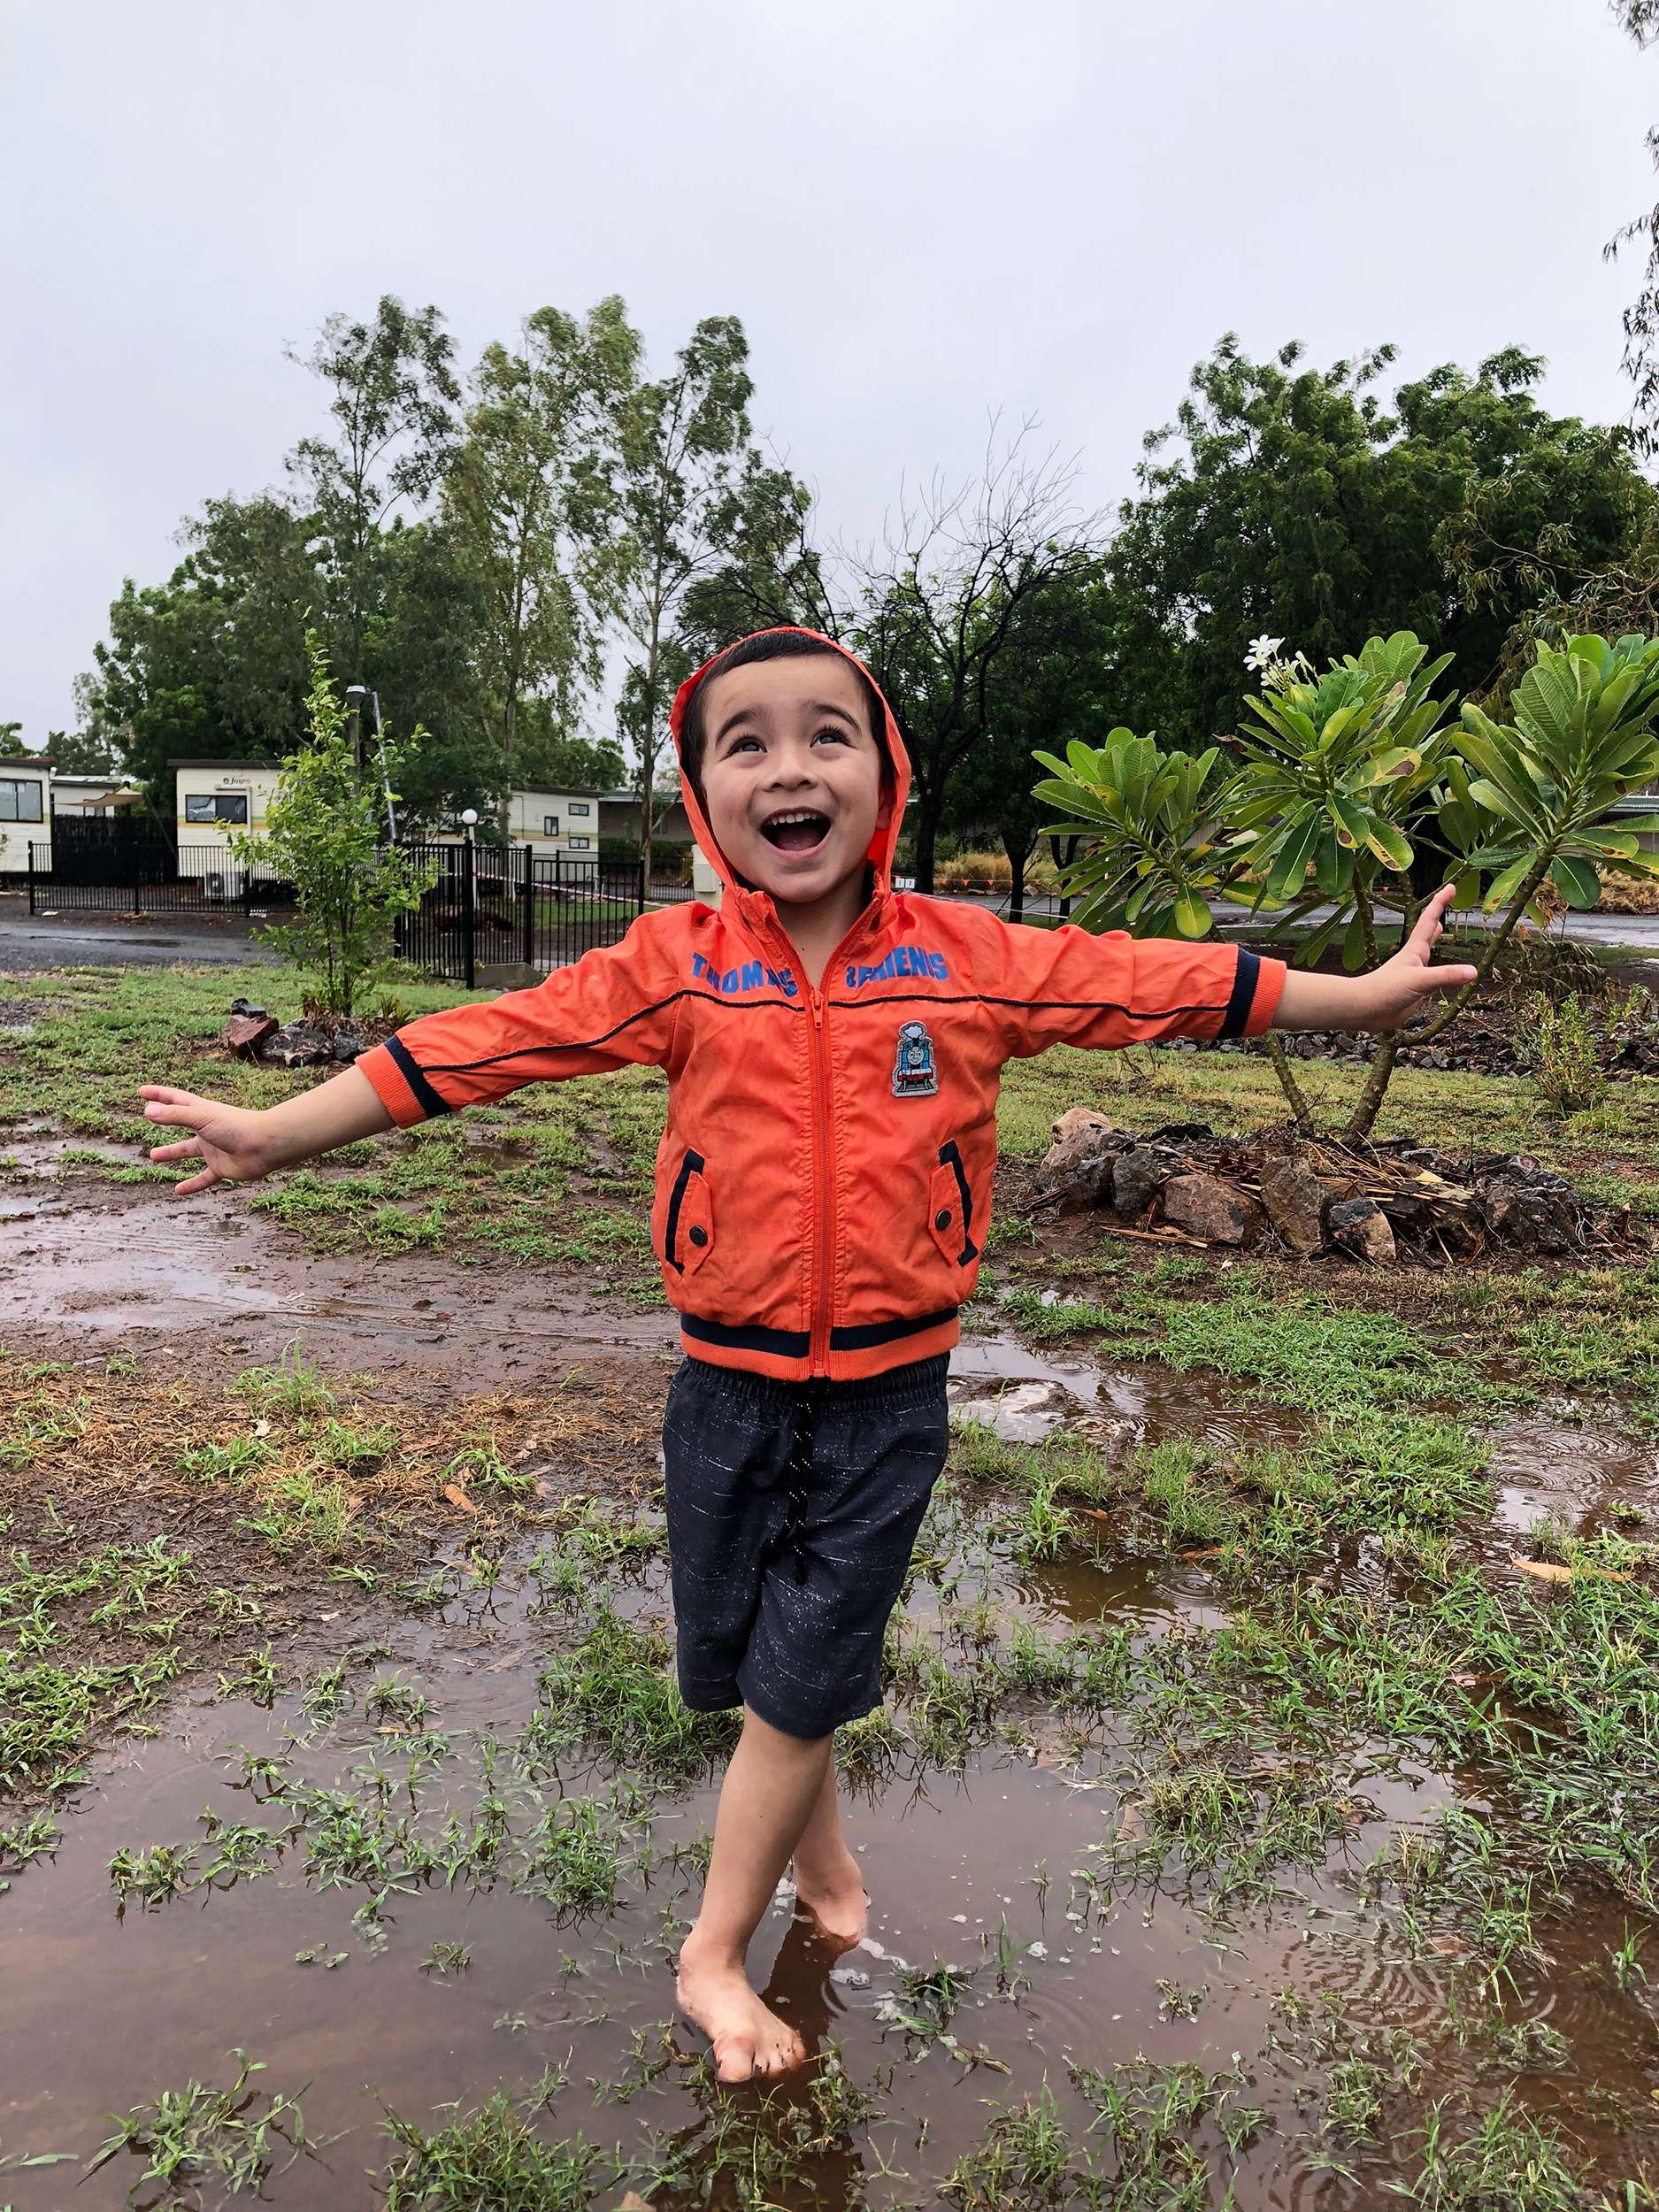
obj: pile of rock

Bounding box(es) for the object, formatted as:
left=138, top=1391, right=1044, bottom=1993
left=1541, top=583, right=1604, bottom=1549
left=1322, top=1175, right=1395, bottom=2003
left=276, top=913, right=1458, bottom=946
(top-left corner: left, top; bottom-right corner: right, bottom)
left=220, top=999, right=374, bottom=1069
left=1034, top=1110, right=1605, bottom=1265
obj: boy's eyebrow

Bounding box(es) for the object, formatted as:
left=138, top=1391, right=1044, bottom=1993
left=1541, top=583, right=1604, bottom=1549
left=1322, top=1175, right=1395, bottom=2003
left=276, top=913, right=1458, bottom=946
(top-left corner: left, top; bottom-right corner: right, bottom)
left=710, top=698, right=861, bottom=747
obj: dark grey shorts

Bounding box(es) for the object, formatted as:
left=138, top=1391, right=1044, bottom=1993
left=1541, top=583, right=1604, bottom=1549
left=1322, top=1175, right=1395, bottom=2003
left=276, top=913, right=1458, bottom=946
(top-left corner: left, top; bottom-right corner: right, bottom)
left=662, top=1353, right=950, bottom=1740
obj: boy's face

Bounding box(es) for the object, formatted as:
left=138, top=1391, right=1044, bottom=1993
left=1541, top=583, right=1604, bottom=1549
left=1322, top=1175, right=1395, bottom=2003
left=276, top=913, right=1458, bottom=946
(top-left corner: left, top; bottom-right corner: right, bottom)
left=695, top=655, right=888, bottom=910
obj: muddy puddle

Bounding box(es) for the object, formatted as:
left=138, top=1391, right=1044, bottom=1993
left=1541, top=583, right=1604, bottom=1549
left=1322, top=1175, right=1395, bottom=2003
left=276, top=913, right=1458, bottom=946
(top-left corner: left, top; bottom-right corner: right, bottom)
left=8, top=1175, right=1659, bottom=2200
left=7, top=1484, right=1659, bottom=2208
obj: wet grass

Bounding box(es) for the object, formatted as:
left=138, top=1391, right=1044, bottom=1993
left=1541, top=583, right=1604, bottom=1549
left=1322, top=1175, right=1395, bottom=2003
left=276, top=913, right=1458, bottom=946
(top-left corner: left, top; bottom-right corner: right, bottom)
left=8, top=960, right=1659, bottom=2204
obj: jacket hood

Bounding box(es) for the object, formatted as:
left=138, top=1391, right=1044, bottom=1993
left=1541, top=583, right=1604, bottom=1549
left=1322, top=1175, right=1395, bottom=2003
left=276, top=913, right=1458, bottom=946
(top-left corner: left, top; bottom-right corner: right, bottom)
left=668, top=627, right=911, bottom=905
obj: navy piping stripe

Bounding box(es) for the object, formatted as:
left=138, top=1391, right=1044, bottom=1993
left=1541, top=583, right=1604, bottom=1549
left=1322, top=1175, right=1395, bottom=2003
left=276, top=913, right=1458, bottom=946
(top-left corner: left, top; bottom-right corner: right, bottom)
left=826, top=992, right=1233, bottom=1021
left=384, top=1033, right=453, bottom=1119
left=662, top=1148, right=704, bottom=1275
left=411, top=987, right=803, bottom=1079
left=1219, top=948, right=1260, bottom=1040
left=937, top=1141, right=979, bottom=1265
left=680, top=1313, right=811, bottom=1357
left=829, top=1308, right=959, bottom=1352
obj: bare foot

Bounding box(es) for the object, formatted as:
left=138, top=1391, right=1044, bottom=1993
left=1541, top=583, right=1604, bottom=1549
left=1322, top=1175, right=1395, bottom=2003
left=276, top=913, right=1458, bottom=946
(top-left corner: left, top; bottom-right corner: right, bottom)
left=677, top=1938, right=807, bottom=2083
left=791, top=1846, right=869, bottom=1947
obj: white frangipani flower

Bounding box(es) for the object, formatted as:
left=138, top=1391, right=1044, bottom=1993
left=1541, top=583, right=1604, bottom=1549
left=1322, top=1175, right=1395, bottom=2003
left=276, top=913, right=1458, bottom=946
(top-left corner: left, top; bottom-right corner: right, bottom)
left=1245, top=634, right=1284, bottom=671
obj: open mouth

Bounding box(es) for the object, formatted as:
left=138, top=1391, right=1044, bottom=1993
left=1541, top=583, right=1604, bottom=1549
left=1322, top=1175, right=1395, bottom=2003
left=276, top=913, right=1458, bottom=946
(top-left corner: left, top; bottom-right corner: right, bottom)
left=759, top=810, right=832, bottom=854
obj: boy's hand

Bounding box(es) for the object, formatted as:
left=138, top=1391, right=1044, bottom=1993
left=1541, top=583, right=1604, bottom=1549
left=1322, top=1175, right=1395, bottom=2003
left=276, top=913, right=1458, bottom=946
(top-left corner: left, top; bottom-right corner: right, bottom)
left=1271, top=885, right=1480, bottom=1034
left=1359, top=884, right=1479, bottom=1028
left=140, top=1086, right=274, bottom=1194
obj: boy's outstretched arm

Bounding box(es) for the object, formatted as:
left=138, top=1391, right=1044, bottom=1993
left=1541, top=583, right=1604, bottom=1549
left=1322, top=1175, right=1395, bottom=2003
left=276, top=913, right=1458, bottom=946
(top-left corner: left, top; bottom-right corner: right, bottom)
left=1271, top=885, right=1478, bottom=1033
left=142, top=1066, right=394, bottom=1195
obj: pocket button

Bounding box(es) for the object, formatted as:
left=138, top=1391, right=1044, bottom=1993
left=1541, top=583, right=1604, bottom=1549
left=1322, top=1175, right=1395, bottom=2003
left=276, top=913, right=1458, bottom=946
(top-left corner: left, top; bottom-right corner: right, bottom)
left=688, top=1225, right=709, bottom=1248
left=934, top=1209, right=952, bottom=1231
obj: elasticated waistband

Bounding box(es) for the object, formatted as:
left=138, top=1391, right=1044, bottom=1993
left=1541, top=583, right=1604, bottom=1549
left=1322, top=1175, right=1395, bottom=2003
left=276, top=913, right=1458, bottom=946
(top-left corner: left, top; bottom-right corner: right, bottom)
left=680, top=1351, right=949, bottom=1414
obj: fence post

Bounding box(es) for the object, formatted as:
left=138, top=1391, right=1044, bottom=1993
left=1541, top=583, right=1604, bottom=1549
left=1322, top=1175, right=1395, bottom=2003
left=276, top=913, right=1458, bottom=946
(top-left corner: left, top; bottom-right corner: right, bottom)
left=521, top=848, right=534, bottom=968
left=27, top=841, right=35, bottom=916
left=464, top=838, right=476, bottom=990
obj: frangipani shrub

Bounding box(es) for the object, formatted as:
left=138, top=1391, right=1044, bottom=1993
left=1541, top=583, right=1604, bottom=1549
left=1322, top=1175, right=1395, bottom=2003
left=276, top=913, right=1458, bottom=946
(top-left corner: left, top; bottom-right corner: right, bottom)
left=1036, top=628, right=1659, bottom=1138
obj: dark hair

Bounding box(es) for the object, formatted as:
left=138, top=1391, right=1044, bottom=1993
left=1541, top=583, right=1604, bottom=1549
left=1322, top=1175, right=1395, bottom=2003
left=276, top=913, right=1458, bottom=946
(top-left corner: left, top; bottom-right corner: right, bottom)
left=679, top=630, right=893, bottom=807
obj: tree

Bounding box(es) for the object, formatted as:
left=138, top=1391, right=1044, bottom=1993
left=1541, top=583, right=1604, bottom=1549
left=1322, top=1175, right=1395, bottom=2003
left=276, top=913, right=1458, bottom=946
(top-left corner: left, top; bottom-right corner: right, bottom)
left=945, top=563, right=1114, bottom=918
left=1038, top=628, right=1659, bottom=1141
left=286, top=296, right=460, bottom=680
left=41, top=722, right=122, bottom=776
left=678, top=449, right=839, bottom=655
left=1607, top=0, right=1659, bottom=450
left=1105, top=338, right=1653, bottom=744
left=84, top=494, right=317, bottom=803
left=850, top=423, right=1101, bottom=894
left=613, top=317, right=757, bottom=865
left=444, top=299, right=639, bottom=832
left=233, top=639, right=435, bottom=1017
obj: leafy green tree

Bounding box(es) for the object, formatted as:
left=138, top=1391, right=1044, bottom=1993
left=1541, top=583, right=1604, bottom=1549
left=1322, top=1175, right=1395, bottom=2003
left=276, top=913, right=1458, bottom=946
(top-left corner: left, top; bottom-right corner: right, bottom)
left=1038, top=628, right=1659, bottom=1140
left=945, top=565, right=1115, bottom=918
left=40, top=723, right=122, bottom=776
left=678, top=449, right=839, bottom=654
left=85, top=495, right=317, bottom=803
left=1607, top=0, right=1659, bottom=450
left=444, top=299, right=639, bottom=831
left=613, top=317, right=756, bottom=864
left=233, top=641, right=435, bottom=1017
left=1106, top=338, right=1653, bottom=743
left=286, top=296, right=460, bottom=680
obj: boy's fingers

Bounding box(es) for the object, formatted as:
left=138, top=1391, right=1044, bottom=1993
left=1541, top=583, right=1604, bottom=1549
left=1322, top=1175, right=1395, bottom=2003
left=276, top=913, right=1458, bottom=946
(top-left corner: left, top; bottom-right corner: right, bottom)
left=142, top=1096, right=210, bottom=1128
left=149, top=1138, right=204, bottom=1163
left=172, top=1166, right=220, bottom=1195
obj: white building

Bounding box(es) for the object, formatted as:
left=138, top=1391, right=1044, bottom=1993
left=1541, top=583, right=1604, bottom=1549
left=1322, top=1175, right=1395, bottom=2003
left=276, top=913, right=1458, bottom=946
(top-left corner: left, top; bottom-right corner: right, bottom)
left=52, top=774, right=142, bottom=818
left=0, top=756, right=52, bottom=872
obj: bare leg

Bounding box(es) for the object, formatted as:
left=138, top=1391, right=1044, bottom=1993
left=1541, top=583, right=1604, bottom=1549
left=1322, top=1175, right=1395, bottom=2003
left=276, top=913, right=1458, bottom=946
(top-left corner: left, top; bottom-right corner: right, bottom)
left=790, top=1755, right=868, bottom=1947
left=677, top=1707, right=832, bottom=2082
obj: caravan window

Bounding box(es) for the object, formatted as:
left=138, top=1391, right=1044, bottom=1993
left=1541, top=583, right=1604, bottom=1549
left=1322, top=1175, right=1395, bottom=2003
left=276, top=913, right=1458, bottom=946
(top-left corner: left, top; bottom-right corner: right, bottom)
left=186, top=795, right=250, bottom=825
left=0, top=779, right=44, bottom=823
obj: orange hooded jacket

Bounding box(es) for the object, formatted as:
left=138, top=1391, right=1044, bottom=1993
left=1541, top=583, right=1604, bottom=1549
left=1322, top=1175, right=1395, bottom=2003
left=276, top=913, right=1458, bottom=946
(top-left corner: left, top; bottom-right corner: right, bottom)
left=355, top=632, right=1286, bottom=1383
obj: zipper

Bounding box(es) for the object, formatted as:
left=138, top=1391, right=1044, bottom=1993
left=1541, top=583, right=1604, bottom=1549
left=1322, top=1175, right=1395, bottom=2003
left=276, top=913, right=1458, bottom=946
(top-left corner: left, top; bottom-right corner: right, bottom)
left=752, top=896, right=883, bottom=1376
left=938, top=1141, right=979, bottom=1264
left=807, top=987, right=834, bottom=1371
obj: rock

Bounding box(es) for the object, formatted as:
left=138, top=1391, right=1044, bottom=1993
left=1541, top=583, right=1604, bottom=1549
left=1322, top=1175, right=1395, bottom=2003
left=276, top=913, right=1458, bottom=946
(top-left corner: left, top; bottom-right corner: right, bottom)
left=1050, top=1107, right=1115, bottom=1145
left=1110, top=1145, right=1169, bottom=1221
left=223, top=1012, right=279, bottom=1058
left=1257, top=1149, right=1328, bottom=1256
left=330, top=1028, right=368, bottom=1064
left=1161, top=1171, right=1264, bottom=1247
left=260, top=1020, right=334, bottom=1068
left=1036, top=1119, right=1118, bottom=1210
left=615, top=2196, right=657, bottom=2212
left=1328, top=1195, right=1397, bottom=1264
left=1147, top=1122, right=1215, bottom=1146
left=229, top=996, right=269, bottom=1019
left=1481, top=1182, right=1576, bottom=1256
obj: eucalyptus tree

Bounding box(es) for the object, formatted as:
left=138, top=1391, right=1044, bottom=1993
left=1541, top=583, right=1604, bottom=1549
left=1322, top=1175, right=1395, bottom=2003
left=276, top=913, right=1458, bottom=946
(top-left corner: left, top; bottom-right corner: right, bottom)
left=285, top=296, right=461, bottom=680
left=612, top=316, right=757, bottom=864
left=1608, top=0, right=1659, bottom=451
left=444, top=297, right=639, bottom=831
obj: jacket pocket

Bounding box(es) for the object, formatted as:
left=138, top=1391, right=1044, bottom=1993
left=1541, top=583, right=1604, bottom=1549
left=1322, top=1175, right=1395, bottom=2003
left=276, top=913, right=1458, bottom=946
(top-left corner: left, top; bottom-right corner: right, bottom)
left=928, top=1140, right=980, bottom=1267
left=664, top=1148, right=715, bottom=1277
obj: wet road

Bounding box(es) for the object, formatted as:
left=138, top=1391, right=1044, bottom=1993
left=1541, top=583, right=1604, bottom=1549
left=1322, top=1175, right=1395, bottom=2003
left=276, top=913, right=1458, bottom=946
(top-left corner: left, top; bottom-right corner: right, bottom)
left=0, top=901, right=279, bottom=969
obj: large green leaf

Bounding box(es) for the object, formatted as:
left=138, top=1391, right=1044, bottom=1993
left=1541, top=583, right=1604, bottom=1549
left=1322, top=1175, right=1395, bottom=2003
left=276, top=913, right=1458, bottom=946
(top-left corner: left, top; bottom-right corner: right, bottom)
left=1549, top=855, right=1601, bottom=910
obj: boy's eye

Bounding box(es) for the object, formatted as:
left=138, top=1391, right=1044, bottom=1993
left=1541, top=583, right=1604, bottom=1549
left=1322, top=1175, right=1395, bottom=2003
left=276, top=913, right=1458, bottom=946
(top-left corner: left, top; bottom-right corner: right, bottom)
left=811, top=726, right=850, bottom=746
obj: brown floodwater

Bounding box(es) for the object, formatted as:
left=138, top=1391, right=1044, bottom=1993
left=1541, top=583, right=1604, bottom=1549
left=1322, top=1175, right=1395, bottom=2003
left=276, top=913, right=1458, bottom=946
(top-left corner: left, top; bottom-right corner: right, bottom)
left=7, top=1180, right=1659, bottom=2203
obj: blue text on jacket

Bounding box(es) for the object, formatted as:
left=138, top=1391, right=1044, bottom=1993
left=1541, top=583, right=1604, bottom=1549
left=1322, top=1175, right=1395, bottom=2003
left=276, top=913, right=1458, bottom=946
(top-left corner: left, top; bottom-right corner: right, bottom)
left=690, top=951, right=799, bottom=997
left=844, top=945, right=950, bottom=988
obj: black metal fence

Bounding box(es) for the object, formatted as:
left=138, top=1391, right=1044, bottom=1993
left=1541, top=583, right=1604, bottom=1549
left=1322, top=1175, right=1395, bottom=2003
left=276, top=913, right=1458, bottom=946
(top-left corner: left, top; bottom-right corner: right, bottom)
left=27, top=838, right=296, bottom=916
left=21, top=828, right=663, bottom=983
left=395, top=843, right=649, bottom=986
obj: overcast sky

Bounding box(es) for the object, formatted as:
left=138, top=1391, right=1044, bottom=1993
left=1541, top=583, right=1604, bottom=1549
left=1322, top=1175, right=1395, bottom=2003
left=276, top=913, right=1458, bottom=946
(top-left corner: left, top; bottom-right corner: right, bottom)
left=2, top=0, right=1653, bottom=748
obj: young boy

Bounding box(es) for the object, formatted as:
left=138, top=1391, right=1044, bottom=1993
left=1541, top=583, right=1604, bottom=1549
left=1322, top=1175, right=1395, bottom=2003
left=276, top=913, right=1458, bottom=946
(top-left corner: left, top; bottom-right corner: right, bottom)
left=140, top=628, right=1476, bottom=2082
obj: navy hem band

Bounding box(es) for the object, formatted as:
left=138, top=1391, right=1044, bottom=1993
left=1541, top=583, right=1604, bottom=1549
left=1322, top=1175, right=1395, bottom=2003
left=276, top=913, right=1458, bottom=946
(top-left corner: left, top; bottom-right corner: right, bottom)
left=1219, top=947, right=1260, bottom=1039
left=384, top=1033, right=452, bottom=1119
left=680, top=1313, right=812, bottom=1358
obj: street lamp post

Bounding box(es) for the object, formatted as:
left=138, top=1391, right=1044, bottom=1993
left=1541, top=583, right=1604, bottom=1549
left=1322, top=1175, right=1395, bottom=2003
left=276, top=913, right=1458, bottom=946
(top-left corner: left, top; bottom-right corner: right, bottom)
left=459, top=808, right=479, bottom=988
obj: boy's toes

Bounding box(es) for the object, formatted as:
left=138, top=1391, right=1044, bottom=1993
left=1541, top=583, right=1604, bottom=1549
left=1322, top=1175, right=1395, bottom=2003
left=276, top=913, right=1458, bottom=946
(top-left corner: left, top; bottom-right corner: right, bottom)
left=710, top=2028, right=760, bottom=2083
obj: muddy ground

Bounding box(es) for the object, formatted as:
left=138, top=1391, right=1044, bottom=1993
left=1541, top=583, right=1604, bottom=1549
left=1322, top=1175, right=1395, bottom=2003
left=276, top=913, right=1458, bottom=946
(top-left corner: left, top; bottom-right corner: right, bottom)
left=7, top=1023, right=1659, bottom=2207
